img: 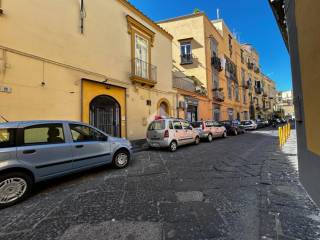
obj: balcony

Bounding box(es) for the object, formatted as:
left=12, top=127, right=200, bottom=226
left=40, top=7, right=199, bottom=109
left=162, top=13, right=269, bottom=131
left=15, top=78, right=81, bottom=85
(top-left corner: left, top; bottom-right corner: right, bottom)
left=211, top=56, right=223, bottom=72
left=180, top=54, right=193, bottom=65
left=247, top=62, right=254, bottom=70
left=213, top=89, right=225, bottom=102
left=255, top=86, right=263, bottom=95
left=254, top=66, right=260, bottom=74
left=130, top=58, right=157, bottom=87
left=173, top=76, right=196, bottom=93
left=243, top=80, right=251, bottom=89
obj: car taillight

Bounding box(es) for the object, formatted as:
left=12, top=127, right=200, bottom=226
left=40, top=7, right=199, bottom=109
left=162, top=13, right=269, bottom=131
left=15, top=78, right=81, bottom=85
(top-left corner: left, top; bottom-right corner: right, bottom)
left=164, top=130, right=169, bottom=138
left=202, top=123, right=205, bottom=130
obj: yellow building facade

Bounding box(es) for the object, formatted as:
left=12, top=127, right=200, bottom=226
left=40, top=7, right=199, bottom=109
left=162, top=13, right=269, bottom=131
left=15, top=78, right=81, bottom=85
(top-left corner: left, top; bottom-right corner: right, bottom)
left=0, top=0, right=176, bottom=140
left=160, top=14, right=256, bottom=122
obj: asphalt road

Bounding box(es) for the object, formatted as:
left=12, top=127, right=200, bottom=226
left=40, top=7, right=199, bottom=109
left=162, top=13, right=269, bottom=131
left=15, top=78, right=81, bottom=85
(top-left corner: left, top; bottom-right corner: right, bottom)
left=1, top=129, right=319, bottom=240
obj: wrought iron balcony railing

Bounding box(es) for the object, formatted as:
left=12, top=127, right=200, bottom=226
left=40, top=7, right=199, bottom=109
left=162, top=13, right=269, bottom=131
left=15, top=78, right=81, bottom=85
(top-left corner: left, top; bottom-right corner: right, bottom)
left=180, top=54, right=193, bottom=65
left=255, top=86, right=263, bottom=95
left=213, top=89, right=225, bottom=102
left=211, top=56, right=223, bottom=72
left=131, top=58, right=157, bottom=86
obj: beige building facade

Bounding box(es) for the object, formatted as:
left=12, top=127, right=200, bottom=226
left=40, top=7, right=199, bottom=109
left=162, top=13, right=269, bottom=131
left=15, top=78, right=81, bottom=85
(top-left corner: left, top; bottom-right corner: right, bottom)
left=160, top=13, right=276, bottom=122
left=0, top=0, right=176, bottom=140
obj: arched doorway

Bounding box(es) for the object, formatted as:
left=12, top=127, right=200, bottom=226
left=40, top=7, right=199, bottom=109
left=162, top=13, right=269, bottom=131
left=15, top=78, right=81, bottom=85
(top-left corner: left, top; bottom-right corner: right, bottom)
left=158, top=99, right=170, bottom=117
left=90, top=95, right=121, bottom=137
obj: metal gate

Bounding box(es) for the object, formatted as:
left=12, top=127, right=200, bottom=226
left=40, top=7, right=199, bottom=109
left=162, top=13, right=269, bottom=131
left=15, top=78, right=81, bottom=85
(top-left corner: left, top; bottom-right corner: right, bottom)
left=89, top=95, right=120, bottom=137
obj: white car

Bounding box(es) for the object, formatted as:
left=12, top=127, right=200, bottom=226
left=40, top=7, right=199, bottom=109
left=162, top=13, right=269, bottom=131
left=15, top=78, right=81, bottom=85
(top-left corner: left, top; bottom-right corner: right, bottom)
left=146, top=118, right=200, bottom=152
left=240, top=120, right=258, bottom=130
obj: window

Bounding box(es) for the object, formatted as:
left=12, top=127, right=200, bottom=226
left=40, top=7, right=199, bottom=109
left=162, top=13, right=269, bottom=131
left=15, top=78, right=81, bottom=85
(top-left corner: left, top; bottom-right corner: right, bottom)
left=148, top=120, right=165, bottom=130
left=241, top=68, right=246, bottom=87
left=191, top=122, right=201, bottom=128
left=70, top=124, right=106, bottom=142
left=182, top=121, right=191, bottom=129
left=173, top=121, right=183, bottom=130
left=213, top=121, right=221, bottom=127
left=213, top=69, right=219, bottom=89
left=228, top=79, right=232, bottom=99
left=235, top=84, right=239, bottom=101
left=210, top=38, right=218, bottom=57
left=135, top=34, right=149, bottom=79
left=24, top=124, right=65, bottom=145
left=240, top=49, right=244, bottom=63
left=180, top=41, right=192, bottom=64
left=0, top=129, right=16, bottom=148
left=213, top=104, right=221, bottom=121
left=228, top=108, right=234, bottom=121
left=228, top=34, right=233, bottom=56
left=243, top=90, right=247, bottom=104
left=205, top=121, right=214, bottom=127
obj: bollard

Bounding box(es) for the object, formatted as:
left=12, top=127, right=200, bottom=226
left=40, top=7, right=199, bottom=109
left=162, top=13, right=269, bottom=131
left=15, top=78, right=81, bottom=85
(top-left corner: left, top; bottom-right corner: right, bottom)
left=278, top=127, right=282, bottom=146
left=278, top=127, right=283, bottom=147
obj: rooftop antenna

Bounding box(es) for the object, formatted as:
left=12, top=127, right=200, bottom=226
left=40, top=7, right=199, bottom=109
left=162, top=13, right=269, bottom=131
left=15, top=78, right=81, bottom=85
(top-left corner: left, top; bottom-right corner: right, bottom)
left=216, top=8, right=220, bottom=19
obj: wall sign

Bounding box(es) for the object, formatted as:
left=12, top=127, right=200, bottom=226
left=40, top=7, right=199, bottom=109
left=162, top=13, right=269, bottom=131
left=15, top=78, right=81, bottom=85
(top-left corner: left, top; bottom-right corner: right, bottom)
left=0, top=86, right=12, bottom=93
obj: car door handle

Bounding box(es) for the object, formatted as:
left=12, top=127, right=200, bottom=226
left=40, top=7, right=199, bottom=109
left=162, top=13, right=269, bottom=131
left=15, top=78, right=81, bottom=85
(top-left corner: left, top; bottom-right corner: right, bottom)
left=23, top=149, right=36, bottom=154
left=75, top=145, right=84, bottom=148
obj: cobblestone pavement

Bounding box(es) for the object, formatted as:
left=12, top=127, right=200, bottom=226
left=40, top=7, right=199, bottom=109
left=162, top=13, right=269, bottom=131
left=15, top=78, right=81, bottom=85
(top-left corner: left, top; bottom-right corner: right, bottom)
left=1, top=129, right=320, bottom=240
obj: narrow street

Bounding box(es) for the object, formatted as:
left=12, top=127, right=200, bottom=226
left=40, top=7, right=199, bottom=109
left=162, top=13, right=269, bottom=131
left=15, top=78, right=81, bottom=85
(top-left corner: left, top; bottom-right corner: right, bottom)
left=1, top=129, right=319, bottom=240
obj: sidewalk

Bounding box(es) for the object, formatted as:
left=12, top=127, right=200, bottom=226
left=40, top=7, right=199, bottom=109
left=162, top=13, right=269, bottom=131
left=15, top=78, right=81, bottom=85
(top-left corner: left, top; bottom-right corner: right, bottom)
left=259, top=129, right=320, bottom=240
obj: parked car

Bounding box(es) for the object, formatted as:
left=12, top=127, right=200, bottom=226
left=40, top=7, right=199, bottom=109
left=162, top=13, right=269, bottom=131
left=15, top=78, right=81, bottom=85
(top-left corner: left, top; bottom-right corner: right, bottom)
left=0, top=120, right=132, bottom=208
left=147, top=118, right=200, bottom=152
left=240, top=120, right=258, bottom=130
left=191, top=120, right=227, bottom=142
left=256, top=119, right=265, bottom=129
left=220, top=120, right=245, bottom=136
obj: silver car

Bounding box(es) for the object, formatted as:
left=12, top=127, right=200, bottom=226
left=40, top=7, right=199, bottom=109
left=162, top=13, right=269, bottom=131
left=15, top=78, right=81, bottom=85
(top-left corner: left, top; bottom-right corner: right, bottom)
left=146, top=118, right=200, bottom=152
left=0, top=120, right=133, bottom=208
left=240, top=120, right=258, bottom=130
left=191, top=120, right=227, bottom=142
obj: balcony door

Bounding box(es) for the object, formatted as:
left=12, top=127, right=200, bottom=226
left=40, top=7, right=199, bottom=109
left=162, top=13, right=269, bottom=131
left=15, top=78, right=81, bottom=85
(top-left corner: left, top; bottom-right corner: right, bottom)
left=135, top=34, right=149, bottom=79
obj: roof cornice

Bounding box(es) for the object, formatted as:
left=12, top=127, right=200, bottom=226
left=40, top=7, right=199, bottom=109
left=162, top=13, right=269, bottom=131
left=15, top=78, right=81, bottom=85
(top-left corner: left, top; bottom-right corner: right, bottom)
left=117, top=0, right=173, bottom=40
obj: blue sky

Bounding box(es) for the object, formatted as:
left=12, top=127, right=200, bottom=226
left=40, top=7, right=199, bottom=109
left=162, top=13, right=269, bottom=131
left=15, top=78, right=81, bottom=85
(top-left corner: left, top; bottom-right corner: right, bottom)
left=129, top=0, right=292, bottom=91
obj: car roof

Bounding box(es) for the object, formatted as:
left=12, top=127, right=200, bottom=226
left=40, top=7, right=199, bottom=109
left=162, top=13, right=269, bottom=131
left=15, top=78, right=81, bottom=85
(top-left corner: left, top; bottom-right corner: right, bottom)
left=0, top=120, right=84, bottom=129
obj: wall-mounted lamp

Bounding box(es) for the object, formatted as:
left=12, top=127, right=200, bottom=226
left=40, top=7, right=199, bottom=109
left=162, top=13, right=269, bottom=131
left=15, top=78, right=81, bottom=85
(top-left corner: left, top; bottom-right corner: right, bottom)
left=41, top=82, right=46, bottom=87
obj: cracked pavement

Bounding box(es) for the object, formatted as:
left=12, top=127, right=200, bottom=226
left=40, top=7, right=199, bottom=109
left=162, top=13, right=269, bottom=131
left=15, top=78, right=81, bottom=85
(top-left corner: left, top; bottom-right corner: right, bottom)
left=1, top=129, right=319, bottom=240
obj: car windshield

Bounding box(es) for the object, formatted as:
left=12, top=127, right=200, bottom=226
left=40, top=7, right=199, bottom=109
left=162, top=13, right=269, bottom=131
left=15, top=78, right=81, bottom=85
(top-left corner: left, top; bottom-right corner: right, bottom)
left=220, top=121, right=231, bottom=126
left=148, top=120, right=165, bottom=130
left=241, top=121, right=251, bottom=125
left=191, top=122, right=202, bottom=128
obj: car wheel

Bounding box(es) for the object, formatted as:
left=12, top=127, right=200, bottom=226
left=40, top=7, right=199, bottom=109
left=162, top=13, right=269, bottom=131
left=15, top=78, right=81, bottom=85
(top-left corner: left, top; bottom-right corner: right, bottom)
left=195, top=136, right=200, bottom=145
left=207, top=134, right=213, bottom=142
left=223, top=131, right=227, bottom=138
left=234, top=129, right=238, bottom=136
left=169, top=141, right=177, bottom=152
left=113, top=150, right=130, bottom=169
left=0, top=172, right=33, bottom=209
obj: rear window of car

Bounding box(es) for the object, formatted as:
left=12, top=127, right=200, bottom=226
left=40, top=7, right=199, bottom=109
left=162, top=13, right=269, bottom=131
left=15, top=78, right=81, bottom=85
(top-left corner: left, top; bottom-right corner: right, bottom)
left=220, top=121, right=230, bottom=126
left=148, top=120, right=165, bottom=130
left=205, top=121, right=214, bottom=127
left=191, top=122, right=201, bottom=128
left=0, top=128, right=16, bottom=148
left=241, top=121, right=251, bottom=125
